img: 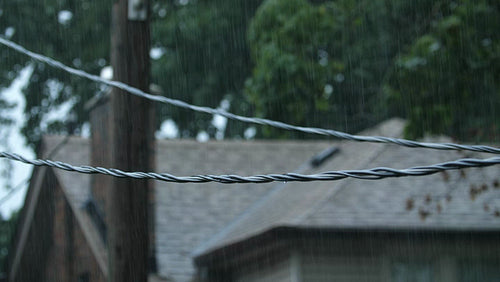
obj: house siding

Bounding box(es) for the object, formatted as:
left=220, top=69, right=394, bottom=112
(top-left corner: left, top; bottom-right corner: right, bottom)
left=10, top=170, right=55, bottom=282
left=302, top=256, right=381, bottom=282
left=199, top=230, right=500, bottom=282
left=44, top=180, right=72, bottom=281
left=235, top=255, right=291, bottom=282
left=47, top=176, right=106, bottom=282
left=71, top=207, right=106, bottom=282
left=297, top=232, right=500, bottom=282
left=9, top=170, right=105, bottom=282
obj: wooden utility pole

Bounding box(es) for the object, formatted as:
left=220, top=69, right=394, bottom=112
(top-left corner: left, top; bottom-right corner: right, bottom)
left=109, top=0, right=151, bottom=281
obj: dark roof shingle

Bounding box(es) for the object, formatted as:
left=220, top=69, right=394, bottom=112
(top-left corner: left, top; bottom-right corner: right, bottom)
left=194, top=119, right=500, bottom=257
left=43, top=118, right=500, bottom=282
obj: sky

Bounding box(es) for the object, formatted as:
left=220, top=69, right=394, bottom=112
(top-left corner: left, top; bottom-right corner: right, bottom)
left=0, top=65, right=34, bottom=219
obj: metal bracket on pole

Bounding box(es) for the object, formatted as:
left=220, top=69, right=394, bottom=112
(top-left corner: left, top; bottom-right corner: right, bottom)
left=128, top=0, right=147, bottom=21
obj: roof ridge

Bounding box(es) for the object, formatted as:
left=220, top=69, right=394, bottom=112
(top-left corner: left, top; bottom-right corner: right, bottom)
left=291, top=119, right=406, bottom=225
left=192, top=119, right=406, bottom=256
left=293, top=139, right=395, bottom=225
left=191, top=161, right=311, bottom=257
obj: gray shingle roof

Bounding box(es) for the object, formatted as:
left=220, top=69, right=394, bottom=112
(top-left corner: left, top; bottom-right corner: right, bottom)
left=42, top=136, right=91, bottom=208
left=194, top=119, right=500, bottom=257
left=41, top=118, right=500, bottom=282
left=44, top=135, right=334, bottom=282
left=42, top=135, right=109, bottom=275
left=153, top=140, right=334, bottom=281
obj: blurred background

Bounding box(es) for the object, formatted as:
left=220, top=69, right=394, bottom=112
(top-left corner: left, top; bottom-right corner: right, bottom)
left=0, top=0, right=499, bottom=279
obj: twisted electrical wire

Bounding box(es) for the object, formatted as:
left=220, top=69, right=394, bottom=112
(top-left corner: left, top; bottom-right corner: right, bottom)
left=1, top=151, right=499, bottom=184
left=1, top=37, right=499, bottom=154
left=0, top=135, right=71, bottom=207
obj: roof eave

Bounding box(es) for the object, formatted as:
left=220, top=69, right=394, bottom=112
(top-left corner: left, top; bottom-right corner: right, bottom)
left=194, top=225, right=500, bottom=268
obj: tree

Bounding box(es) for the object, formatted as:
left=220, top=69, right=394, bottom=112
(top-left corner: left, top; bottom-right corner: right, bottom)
left=0, top=211, right=18, bottom=277
left=1, top=0, right=499, bottom=144
left=385, top=0, right=500, bottom=141
left=244, top=0, right=439, bottom=138
left=0, top=0, right=112, bottom=147
left=245, top=0, right=342, bottom=138
left=150, top=0, right=262, bottom=138
left=1, top=0, right=263, bottom=145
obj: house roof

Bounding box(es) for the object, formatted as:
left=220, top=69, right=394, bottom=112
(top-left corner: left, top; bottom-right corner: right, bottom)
left=42, top=134, right=335, bottom=282
left=41, top=136, right=109, bottom=276
left=33, top=118, right=500, bottom=282
left=152, top=139, right=334, bottom=281
left=193, top=119, right=500, bottom=258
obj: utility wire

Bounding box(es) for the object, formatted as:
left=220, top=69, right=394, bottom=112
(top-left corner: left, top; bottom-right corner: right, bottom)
left=1, top=37, right=499, bottom=155
left=0, top=179, right=29, bottom=207
left=0, top=151, right=499, bottom=184
left=0, top=134, right=71, bottom=207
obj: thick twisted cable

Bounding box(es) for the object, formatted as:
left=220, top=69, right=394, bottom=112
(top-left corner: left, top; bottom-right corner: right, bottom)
left=1, top=37, right=499, bottom=154
left=1, top=151, right=499, bottom=184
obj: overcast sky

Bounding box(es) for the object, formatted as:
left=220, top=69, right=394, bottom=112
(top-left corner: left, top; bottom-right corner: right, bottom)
left=0, top=65, right=34, bottom=219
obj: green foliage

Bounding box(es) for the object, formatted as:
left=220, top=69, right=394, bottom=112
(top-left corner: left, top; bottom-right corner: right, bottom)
left=0, top=211, right=18, bottom=276
left=244, top=0, right=440, bottom=138
left=1, top=0, right=260, bottom=144
left=151, top=0, right=261, bottom=138
left=0, top=0, right=112, bottom=147
left=0, top=0, right=499, bottom=144
left=245, top=0, right=342, bottom=138
left=385, top=0, right=500, bottom=141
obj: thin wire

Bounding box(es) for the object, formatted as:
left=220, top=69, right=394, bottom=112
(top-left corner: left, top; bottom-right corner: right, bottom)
left=0, top=135, right=71, bottom=207
left=1, top=151, right=499, bottom=184
left=0, top=179, right=29, bottom=206
left=1, top=37, right=499, bottom=154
